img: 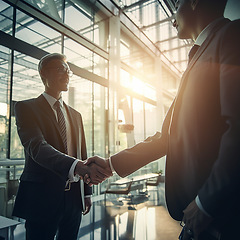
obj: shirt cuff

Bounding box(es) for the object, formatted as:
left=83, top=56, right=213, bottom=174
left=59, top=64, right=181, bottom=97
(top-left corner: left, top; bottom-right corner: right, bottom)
left=84, top=195, right=92, bottom=198
left=195, top=195, right=212, bottom=217
left=68, top=159, right=80, bottom=182
left=108, top=157, right=116, bottom=174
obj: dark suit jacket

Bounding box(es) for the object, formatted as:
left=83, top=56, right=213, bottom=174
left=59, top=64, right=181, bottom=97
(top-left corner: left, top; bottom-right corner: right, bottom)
left=111, top=18, right=240, bottom=226
left=13, top=94, right=92, bottom=222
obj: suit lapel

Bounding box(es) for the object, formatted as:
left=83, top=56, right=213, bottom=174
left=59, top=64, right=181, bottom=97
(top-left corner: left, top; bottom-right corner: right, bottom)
left=64, top=103, right=80, bottom=159
left=36, top=96, right=81, bottom=158
left=36, top=94, right=63, bottom=144
left=175, top=33, right=215, bottom=99
left=64, top=104, right=85, bottom=209
left=36, top=95, right=57, bottom=125
left=168, top=18, right=230, bottom=134
left=178, top=18, right=230, bottom=95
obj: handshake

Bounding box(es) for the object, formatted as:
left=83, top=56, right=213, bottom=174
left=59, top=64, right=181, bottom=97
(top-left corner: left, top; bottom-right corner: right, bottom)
left=75, top=156, right=113, bottom=186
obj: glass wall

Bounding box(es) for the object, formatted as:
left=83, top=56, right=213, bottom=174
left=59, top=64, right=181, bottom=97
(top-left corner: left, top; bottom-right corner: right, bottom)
left=0, top=1, right=13, bottom=35
left=63, top=77, right=93, bottom=155
left=15, top=10, right=62, bottom=53
left=0, top=45, right=11, bottom=160
left=11, top=52, right=42, bottom=159
left=133, top=98, right=144, bottom=143
left=0, top=0, right=179, bottom=200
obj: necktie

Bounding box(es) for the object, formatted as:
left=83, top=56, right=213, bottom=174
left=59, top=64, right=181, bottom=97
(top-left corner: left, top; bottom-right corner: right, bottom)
left=188, top=44, right=200, bottom=65
left=54, top=100, right=68, bottom=154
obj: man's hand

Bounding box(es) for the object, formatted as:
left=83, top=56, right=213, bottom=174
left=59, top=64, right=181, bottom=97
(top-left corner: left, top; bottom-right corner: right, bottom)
left=84, top=156, right=113, bottom=186
left=83, top=197, right=92, bottom=215
left=74, top=159, right=111, bottom=185
left=182, top=200, right=213, bottom=240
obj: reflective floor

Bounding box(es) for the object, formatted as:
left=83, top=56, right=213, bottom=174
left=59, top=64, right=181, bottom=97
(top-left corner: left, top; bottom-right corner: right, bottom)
left=13, top=183, right=182, bottom=240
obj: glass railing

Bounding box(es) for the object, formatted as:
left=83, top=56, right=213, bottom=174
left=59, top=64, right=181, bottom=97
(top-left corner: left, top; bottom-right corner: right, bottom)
left=0, top=159, right=24, bottom=217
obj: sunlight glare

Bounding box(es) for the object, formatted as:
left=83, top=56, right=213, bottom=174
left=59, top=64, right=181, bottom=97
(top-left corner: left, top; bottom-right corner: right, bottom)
left=0, top=103, right=7, bottom=116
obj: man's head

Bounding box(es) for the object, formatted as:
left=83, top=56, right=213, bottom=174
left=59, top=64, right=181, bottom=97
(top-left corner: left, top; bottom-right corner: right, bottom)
left=38, top=53, right=72, bottom=96
left=173, top=0, right=228, bottom=40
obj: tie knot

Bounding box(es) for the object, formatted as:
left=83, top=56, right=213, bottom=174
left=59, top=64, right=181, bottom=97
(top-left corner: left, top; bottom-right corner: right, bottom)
left=54, top=100, right=61, bottom=109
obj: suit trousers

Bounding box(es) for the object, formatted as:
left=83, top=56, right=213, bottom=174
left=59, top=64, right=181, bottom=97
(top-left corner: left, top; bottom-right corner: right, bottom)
left=25, top=184, right=83, bottom=240
left=197, top=219, right=239, bottom=240
left=197, top=230, right=238, bottom=240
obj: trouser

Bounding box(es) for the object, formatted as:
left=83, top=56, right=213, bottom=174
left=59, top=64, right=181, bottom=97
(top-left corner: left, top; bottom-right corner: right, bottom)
left=25, top=184, right=83, bottom=240
left=196, top=221, right=239, bottom=240
left=197, top=230, right=238, bottom=240
left=179, top=220, right=239, bottom=240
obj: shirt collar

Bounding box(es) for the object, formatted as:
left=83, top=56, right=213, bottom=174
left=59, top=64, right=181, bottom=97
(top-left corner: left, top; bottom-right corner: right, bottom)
left=195, top=17, right=224, bottom=46
left=42, top=92, right=64, bottom=108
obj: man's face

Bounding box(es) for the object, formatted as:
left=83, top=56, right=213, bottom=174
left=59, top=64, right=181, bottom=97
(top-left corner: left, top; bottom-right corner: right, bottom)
left=42, top=59, right=71, bottom=93
left=173, top=0, right=195, bottom=39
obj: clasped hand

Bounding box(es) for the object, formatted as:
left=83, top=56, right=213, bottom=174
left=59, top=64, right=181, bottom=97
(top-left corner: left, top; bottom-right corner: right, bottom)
left=75, top=156, right=113, bottom=186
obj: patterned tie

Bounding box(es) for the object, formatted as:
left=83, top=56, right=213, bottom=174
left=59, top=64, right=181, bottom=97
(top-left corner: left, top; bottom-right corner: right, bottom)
left=54, top=100, right=68, bottom=154
left=188, top=44, right=200, bottom=65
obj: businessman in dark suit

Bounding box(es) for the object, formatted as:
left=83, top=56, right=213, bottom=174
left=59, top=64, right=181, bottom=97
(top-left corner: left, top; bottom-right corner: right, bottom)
left=87, top=0, right=240, bottom=239
left=12, top=53, right=111, bottom=240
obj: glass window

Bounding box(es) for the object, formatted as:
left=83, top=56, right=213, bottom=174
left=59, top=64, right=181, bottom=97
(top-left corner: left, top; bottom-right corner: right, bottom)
left=15, top=10, right=61, bottom=53
left=117, top=107, right=128, bottom=150
left=64, top=37, right=108, bottom=79
left=132, top=76, right=145, bottom=96
left=64, top=78, right=107, bottom=156
left=142, top=1, right=156, bottom=26
left=93, top=83, right=106, bottom=156
left=144, top=84, right=156, bottom=101
left=133, top=98, right=144, bottom=143
left=65, top=1, right=92, bottom=32
left=145, top=102, right=157, bottom=137
left=63, top=78, right=108, bottom=196
left=11, top=51, right=42, bottom=159
left=0, top=2, right=13, bottom=35
left=64, top=0, right=108, bottom=50
left=93, top=53, right=108, bottom=79
left=64, top=77, right=93, bottom=156
left=117, top=95, right=132, bottom=151
left=23, top=0, right=63, bottom=21
left=64, top=37, right=93, bottom=70
left=12, top=52, right=43, bottom=101
left=120, top=32, right=155, bottom=86
left=120, top=69, right=131, bottom=88
left=0, top=46, right=11, bottom=160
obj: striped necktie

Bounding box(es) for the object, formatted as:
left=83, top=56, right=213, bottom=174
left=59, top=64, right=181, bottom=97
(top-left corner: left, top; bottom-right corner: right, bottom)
left=54, top=100, right=68, bottom=154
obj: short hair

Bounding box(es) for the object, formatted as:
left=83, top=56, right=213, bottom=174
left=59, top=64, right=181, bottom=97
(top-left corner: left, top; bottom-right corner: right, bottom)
left=38, top=53, right=66, bottom=73
left=38, top=53, right=66, bottom=83
left=199, top=0, right=228, bottom=14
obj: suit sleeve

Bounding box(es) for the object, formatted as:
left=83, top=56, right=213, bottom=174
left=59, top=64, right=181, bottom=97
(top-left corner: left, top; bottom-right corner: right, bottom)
left=15, top=101, right=76, bottom=181
left=78, top=113, right=92, bottom=196
left=198, top=20, right=240, bottom=217
left=111, top=100, right=174, bottom=177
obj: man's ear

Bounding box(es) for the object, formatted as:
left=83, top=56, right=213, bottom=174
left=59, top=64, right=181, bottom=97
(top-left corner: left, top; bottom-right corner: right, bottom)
left=190, top=0, right=199, bottom=10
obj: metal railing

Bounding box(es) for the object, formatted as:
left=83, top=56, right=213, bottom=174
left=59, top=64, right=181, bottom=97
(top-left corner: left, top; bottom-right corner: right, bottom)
left=0, top=159, right=25, bottom=180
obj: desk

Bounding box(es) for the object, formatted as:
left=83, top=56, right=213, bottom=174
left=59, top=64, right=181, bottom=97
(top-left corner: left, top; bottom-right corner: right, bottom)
left=105, top=173, right=159, bottom=206
left=0, top=216, right=20, bottom=240
left=114, top=173, right=159, bottom=185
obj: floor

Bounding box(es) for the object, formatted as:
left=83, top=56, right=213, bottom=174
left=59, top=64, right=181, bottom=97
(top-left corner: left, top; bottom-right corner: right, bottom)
left=12, top=183, right=182, bottom=240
